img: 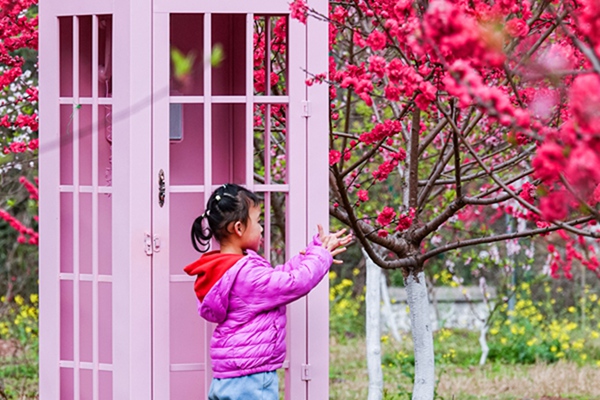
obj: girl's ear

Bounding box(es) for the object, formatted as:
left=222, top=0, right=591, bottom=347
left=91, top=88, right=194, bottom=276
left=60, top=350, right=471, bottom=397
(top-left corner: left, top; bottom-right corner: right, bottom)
left=234, top=221, right=243, bottom=237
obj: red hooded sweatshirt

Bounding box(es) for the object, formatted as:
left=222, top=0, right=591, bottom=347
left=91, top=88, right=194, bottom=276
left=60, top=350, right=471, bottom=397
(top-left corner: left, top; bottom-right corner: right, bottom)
left=183, top=251, right=244, bottom=302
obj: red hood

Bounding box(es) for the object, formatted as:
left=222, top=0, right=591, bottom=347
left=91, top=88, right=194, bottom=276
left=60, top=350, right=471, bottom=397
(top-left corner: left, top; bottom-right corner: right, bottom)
left=183, top=251, right=244, bottom=302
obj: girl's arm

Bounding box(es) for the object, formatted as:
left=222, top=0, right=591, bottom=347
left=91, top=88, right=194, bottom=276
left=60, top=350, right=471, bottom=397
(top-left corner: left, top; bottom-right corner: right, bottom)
left=234, top=243, right=333, bottom=312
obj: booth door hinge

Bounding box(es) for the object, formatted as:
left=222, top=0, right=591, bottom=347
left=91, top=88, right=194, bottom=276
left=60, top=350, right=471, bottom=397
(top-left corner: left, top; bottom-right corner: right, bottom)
left=144, top=233, right=161, bottom=255
left=302, top=101, right=311, bottom=118
left=153, top=235, right=161, bottom=253
left=301, top=364, right=311, bottom=381
left=144, top=232, right=153, bottom=256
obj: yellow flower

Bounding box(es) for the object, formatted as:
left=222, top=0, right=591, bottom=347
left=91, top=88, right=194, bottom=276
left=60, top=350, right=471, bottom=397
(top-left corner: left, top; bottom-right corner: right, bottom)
left=329, top=271, right=337, bottom=280
left=568, top=306, right=576, bottom=313
left=591, top=331, right=599, bottom=339
left=527, top=338, right=537, bottom=346
left=381, top=335, right=389, bottom=344
left=490, top=328, right=499, bottom=335
left=30, top=294, right=39, bottom=303
left=581, top=354, right=588, bottom=361
left=573, top=340, right=584, bottom=350
left=557, top=351, right=565, bottom=358
left=500, top=338, right=507, bottom=344
left=14, top=295, right=24, bottom=306
left=551, top=346, right=557, bottom=352
left=352, top=268, right=360, bottom=276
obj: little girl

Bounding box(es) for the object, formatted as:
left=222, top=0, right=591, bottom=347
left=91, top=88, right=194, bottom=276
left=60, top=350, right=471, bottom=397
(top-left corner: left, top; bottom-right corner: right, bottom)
left=184, top=183, right=351, bottom=400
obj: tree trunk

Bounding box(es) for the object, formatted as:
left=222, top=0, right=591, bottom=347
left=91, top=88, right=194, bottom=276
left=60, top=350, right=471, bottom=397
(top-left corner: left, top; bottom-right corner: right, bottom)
left=364, top=250, right=383, bottom=400
left=405, top=272, right=435, bottom=400
left=478, top=324, right=489, bottom=366
left=380, top=273, right=401, bottom=342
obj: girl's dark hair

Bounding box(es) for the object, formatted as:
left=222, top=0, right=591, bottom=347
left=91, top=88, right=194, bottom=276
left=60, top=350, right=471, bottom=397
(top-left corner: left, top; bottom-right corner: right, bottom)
left=191, top=183, right=260, bottom=253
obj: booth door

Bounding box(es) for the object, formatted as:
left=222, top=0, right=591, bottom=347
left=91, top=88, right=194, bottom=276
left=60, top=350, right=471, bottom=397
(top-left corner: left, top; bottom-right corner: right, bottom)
left=150, top=4, right=314, bottom=399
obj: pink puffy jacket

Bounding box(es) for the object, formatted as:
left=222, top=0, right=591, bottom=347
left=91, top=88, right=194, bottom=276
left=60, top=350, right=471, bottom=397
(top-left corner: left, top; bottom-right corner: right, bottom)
left=199, top=236, right=332, bottom=379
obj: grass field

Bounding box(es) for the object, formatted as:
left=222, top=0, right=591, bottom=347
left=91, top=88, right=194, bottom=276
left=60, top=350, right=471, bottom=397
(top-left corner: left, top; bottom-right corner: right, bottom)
left=329, top=335, right=600, bottom=400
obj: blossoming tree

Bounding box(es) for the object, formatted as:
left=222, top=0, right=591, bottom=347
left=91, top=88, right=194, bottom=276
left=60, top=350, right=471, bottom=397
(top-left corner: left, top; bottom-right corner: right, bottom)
left=291, top=0, right=600, bottom=398
left=0, top=0, right=39, bottom=299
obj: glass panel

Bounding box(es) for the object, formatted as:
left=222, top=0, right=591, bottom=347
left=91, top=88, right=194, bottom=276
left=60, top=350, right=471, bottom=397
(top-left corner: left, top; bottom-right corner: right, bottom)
left=80, top=369, right=93, bottom=399
left=60, top=280, right=74, bottom=360
left=253, top=104, right=265, bottom=184
left=60, top=105, right=74, bottom=186
left=269, top=104, right=287, bottom=184
left=79, top=193, right=92, bottom=275
left=79, top=281, right=93, bottom=363
left=170, top=192, right=205, bottom=275
left=171, top=371, right=206, bottom=400
left=98, top=105, right=112, bottom=187
left=253, top=16, right=288, bottom=96
left=169, top=282, right=206, bottom=363
left=78, top=16, right=93, bottom=98
left=212, top=14, right=246, bottom=96
left=268, top=192, right=286, bottom=266
left=98, top=194, right=112, bottom=276
left=78, top=106, right=92, bottom=186
left=60, top=368, right=74, bottom=400
left=99, top=370, right=112, bottom=400
left=98, top=282, right=112, bottom=364
left=59, top=17, right=73, bottom=98
left=253, top=104, right=287, bottom=185
left=60, top=192, right=73, bottom=274
left=169, top=104, right=204, bottom=186
left=170, top=14, right=204, bottom=96
left=211, top=104, right=245, bottom=185
left=98, top=15, right=112, bottom=98
left=269, top=16, right=287, bottom=96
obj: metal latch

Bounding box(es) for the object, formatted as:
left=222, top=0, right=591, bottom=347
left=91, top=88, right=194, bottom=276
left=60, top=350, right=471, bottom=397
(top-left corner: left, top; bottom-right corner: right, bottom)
left=302, top=101, right=310, bottom=118
left=144, top=232, right=153, bottom=256
left=301, top=364, right=311, bottom=381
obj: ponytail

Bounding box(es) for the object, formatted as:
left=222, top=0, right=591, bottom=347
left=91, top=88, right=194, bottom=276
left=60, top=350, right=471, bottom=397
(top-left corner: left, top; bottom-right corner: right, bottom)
left=191, top=212, right=213, bottom=253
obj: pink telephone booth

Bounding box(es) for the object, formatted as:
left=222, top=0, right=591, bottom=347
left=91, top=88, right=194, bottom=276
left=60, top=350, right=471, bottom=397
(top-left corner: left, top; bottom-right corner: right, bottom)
left=38, top=0, right=329, bottom=398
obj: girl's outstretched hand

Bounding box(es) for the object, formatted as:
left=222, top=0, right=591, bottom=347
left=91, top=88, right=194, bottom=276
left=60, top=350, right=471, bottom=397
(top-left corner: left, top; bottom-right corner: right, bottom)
left=318, top=224, right=353, bottom=264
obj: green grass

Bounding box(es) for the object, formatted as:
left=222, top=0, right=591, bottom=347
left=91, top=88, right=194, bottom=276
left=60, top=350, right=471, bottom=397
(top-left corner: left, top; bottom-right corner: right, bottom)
left=329, top=333, right=600, bottom=400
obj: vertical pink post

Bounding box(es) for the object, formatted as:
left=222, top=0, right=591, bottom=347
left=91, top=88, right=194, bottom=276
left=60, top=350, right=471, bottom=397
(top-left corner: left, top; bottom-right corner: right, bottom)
left=306, top=0, right=331, bottom=397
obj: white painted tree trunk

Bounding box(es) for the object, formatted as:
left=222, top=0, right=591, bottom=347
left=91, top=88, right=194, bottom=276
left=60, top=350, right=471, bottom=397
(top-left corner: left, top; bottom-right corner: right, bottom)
left=405, top=272, right=435, bottom=400
left=364, top=250, right=383, bottom=400
left=478, top=324, right=489, bottom=366
left=380, top=273, right=401, bottom=342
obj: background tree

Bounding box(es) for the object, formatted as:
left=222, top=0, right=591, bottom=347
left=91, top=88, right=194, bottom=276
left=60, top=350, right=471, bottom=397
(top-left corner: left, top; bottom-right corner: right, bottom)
left=292, top=0, right=600, bottom=399
left=0, top=0, right=39, bottom=302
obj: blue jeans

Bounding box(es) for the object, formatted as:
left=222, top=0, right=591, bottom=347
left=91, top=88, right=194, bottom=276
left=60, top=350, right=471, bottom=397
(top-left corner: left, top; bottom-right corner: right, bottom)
left=208, top=371, right=279, bottom=400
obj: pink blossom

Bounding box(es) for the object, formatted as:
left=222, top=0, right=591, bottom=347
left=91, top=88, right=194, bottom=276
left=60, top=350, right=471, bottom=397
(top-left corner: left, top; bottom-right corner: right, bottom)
left=540, top=191, right=568, bottom=221
left=289, top=0, right=308, bottom=24
left=368, top=55, right=387, bottom=78
left=569, top=74, right=600, bottom=134
left=357, top=190, right=369, bottom=202
left=505, top=18, right=529, bottom=38
left=366, top=30, right=387, bottom=51
left=377, top=207, right=396, bottom=227
left=532, top=142, right=566, bottom=182
left=329, top=150, right=341, bottom=166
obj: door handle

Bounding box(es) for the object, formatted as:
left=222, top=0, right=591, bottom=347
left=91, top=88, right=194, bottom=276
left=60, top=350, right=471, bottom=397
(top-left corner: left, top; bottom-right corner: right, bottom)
left=158, top=169, right=165, bottom=207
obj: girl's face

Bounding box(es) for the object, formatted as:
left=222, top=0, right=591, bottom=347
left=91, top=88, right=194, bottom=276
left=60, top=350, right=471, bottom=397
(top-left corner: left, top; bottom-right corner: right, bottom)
left=240, top=205, right=263, bottom=252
